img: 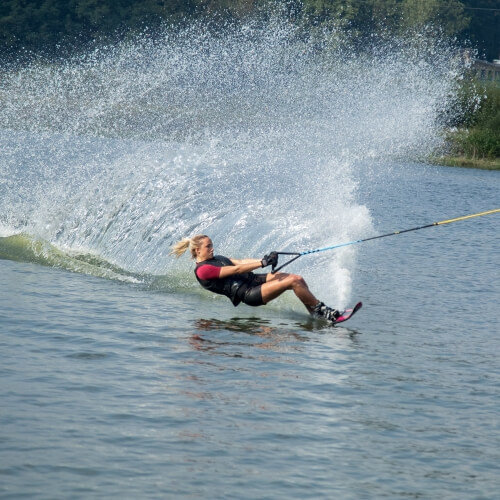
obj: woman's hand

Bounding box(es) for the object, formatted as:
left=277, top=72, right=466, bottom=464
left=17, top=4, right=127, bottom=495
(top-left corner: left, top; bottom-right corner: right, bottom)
left=261, top=252, right=278, bottom=268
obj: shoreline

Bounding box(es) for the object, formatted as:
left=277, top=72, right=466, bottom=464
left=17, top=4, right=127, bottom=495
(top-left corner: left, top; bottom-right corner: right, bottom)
left=431, top=156, right=500, bottom=171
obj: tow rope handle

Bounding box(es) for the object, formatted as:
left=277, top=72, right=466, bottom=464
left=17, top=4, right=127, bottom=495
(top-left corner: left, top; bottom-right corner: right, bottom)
left=271, top=252, right=302, bottom=274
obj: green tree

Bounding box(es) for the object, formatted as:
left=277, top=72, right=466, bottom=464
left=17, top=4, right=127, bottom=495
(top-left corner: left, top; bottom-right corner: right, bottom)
left=463, top=0, right=499, bottom=60
left=0, top=0, right=497, bottom=63
left=400, top=0, right=469, bottom=35
left=0, top=0, right=200, bottom=60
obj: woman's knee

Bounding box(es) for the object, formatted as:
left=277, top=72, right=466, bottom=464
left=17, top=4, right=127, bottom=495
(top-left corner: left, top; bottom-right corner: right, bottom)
left=289, top=274, right=307, bottom=287
left=270, top=273, right=307, bottom=289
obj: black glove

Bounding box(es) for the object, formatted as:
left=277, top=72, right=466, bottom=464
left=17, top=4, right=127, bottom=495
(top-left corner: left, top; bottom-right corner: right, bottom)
left=261, top=251, right=278, bottom=268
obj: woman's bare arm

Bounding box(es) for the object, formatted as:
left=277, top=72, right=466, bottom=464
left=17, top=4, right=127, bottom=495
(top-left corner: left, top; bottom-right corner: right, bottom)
left=230, top=258, right=259, bottom=265
left=218, top=259, right=263, bottom=278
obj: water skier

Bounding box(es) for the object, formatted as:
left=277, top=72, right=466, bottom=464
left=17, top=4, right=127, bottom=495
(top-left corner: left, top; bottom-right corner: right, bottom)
left=171, top=234, right=341, bottom=322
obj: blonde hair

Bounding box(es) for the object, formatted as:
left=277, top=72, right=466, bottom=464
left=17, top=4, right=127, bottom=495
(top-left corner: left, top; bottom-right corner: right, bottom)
left=170, top=234, right=209, bottom=259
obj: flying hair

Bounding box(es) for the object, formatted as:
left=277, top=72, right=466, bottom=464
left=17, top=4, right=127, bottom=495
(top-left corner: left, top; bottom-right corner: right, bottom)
left=170, top=234, right=209, bottom=259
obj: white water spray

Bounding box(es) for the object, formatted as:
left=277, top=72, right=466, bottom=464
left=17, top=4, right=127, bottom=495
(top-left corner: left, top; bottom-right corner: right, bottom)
left=0, top=15, right=465, bottom=306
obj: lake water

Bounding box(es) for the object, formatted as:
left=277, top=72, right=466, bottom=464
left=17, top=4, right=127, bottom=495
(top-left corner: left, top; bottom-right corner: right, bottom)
left=2, top=162, right=499, bottom=499
left=1, top=18, right=499, bottom=499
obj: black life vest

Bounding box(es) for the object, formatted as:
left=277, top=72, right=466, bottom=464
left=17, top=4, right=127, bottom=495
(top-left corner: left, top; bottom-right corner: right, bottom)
left=195, top=255, right=255, bottom=306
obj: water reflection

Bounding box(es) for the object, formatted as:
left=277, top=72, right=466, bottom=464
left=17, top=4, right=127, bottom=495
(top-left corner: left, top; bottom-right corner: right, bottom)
left=189, top=316, right=362, bottom=355
left=190, top=317, right=309, bottom=354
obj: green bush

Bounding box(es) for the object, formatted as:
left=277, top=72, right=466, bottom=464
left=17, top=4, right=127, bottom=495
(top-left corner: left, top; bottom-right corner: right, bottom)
left=473, top=84, right=500, bottom=126
left=462, top=128, right=500, bottom=158
left=450, top=82, right=500, bottom=159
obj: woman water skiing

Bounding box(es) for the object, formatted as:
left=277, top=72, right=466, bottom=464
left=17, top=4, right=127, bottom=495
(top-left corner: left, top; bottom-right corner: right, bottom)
left=171, top=234, right=341, bottom=322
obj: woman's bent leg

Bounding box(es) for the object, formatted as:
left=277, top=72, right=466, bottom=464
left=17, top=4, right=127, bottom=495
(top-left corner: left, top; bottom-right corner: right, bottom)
left=260, top=273, right=319, bottom=313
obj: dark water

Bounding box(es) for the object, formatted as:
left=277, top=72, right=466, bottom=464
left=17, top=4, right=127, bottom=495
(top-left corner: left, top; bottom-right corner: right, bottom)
left=2, top=164, right=499, bottom=499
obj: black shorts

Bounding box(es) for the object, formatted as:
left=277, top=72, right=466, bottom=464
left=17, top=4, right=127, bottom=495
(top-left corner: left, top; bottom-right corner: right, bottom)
left=237, top=274, right=267, bottom=307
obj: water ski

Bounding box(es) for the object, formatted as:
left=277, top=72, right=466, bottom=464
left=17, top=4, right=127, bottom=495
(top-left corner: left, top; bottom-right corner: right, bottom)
left=332, top=301, right=362, bottom=325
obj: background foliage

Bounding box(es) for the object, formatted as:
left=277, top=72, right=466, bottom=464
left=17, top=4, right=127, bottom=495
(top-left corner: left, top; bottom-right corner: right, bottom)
left=449, top=83, right=500, bottom=159
left=0, top=0, right=498, bottom=62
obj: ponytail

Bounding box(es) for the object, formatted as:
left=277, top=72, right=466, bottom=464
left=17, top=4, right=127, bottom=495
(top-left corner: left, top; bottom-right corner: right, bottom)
left=170, top=238, right=191, bottom=258
left=170, top=234, right=209, bottom=259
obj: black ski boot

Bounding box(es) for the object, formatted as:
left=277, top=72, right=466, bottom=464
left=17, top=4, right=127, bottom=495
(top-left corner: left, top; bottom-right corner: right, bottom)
left=313, top=302, right=341, bottom=322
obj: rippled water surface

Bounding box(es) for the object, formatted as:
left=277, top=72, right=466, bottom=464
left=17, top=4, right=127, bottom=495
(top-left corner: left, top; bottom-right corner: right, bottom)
left=2, top=164, right=499, bottom=499
left=1, top=16, right=499, bottom=498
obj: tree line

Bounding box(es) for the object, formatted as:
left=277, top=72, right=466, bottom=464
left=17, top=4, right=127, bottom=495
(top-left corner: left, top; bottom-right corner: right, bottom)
left=0, top=0, right=498, bottom=62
